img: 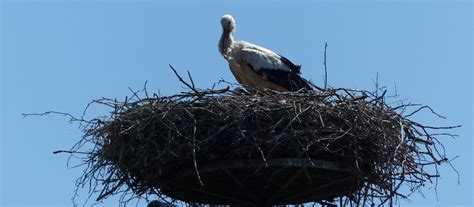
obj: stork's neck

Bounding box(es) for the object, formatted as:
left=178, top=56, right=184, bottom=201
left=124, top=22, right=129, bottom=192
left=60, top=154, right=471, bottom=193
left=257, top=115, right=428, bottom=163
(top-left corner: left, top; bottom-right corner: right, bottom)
left=219, top=29, right=234, bottom=58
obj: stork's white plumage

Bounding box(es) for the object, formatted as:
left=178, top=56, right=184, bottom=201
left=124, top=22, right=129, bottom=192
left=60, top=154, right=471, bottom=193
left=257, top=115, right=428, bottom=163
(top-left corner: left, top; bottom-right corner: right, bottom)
left=218, top=14, right=312, bottom=92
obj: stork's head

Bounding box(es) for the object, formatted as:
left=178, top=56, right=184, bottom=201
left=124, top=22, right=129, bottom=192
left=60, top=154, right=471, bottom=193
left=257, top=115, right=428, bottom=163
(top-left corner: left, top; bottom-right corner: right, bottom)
left=221, top=14, right=236, bottom=33
left=219, top=14, right=235, bottom=56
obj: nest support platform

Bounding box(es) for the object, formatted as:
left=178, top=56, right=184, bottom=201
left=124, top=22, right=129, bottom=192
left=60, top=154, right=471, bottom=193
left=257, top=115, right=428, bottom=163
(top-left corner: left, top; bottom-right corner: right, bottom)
left=159, top=158, right=358, bottom=206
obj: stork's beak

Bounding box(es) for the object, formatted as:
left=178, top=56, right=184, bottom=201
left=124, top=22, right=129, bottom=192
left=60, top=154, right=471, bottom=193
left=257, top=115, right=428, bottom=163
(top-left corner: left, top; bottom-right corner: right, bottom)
left=220, top=29, right=230, bottom=54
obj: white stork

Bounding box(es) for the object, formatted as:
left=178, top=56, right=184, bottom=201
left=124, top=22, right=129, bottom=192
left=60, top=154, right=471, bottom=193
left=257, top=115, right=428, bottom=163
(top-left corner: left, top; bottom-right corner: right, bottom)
left=218, top=14, right=312, bottom=92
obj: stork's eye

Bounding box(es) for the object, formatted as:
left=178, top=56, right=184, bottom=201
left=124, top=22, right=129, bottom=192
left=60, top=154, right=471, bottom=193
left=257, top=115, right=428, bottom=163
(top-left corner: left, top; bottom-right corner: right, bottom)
left=227, top=22, right=231, bottom=26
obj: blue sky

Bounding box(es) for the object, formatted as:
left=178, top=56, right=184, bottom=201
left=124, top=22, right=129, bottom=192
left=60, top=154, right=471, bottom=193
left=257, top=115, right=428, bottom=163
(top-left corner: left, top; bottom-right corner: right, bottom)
left=1, top=0, right=472, bottom=206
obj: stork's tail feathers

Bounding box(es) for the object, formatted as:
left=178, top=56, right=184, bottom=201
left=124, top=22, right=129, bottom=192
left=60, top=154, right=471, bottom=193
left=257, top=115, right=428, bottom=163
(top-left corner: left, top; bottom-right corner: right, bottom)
left=279, top=55, right=302, bottom=74
left=294, top=65, right=302, bottom=74
left=291, top=76, right=313, bottom=92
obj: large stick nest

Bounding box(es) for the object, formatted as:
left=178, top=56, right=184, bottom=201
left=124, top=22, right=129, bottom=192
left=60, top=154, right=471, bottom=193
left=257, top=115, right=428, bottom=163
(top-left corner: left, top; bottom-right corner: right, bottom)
left=60, top=79, right=458, bottom=206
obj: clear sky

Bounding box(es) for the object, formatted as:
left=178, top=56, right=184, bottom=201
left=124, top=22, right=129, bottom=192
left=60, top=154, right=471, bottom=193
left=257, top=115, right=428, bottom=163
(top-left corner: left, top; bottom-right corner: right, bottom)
left=1, top=0, right=472, bottom=206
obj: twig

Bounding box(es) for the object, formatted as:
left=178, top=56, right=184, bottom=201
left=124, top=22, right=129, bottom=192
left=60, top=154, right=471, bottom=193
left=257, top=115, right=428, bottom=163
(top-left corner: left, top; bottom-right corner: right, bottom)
left=169, top=64, right=202, bottom=97
left=187, top=71, right=196, bottom=89
left=323, top=42, right=328, bottom=89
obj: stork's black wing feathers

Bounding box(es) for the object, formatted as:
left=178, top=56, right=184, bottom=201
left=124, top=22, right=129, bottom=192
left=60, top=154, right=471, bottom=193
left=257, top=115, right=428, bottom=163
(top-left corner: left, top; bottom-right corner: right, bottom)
left=278, top=55, right=301, bottom=74
left=260, top=68, right=312, bottom=92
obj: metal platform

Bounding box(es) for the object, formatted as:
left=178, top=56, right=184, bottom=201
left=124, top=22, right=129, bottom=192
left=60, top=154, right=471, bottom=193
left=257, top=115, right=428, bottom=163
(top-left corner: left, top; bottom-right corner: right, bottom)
left=158, top=158, right=359, bottom=206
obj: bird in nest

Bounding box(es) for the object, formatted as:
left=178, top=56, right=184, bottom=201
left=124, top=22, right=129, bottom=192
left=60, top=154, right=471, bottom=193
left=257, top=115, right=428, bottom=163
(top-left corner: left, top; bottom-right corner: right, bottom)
left=218, top=14, right=314, bottom=93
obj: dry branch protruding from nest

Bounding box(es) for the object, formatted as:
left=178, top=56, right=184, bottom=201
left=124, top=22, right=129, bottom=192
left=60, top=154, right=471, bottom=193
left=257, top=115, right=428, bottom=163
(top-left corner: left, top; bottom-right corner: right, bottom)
left=55, top=81, right=458, bottom=206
